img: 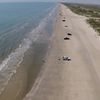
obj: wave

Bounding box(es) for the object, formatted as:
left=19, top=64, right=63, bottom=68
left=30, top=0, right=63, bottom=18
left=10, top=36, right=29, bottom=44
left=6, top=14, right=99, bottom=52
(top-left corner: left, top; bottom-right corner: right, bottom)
left=0, top=4, right=58, bottom=95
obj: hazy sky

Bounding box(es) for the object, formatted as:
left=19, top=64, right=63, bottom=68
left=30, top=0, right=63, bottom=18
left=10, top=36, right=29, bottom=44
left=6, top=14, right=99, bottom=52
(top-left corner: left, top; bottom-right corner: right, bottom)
left=0, top=0, right=100, bottom=5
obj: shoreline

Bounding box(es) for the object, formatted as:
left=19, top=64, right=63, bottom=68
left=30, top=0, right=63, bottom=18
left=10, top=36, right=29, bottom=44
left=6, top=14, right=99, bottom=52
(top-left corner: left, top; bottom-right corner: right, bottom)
left=23, top=4, right=64, bottom=100
left=0, top=5, right=58, bottom=100
left=1, top=3, right=100, bottom=100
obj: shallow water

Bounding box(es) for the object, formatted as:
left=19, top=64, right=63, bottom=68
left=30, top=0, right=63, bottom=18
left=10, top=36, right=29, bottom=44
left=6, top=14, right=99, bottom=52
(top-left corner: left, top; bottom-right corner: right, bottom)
left=0, top=2, right=58, bottom=100
left=0, top=2, right=55, bottom=60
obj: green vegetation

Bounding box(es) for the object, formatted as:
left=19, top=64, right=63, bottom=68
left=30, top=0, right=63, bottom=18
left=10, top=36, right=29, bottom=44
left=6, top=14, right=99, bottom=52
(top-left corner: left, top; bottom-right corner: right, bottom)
left=68, top=6, right=100, bottom=18
left=87, top=19, right=100, bottom=28
left=87, top=18, right=100, bottom=35
left=64, top=4, right=100, bottom=35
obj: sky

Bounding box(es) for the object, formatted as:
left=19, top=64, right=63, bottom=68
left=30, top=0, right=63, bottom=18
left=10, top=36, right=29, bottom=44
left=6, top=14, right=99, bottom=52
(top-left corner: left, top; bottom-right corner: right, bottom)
left=0, top=0, right=100, bottom=5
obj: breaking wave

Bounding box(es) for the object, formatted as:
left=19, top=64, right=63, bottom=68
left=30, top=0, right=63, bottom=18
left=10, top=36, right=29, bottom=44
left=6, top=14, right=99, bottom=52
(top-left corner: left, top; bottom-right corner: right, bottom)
left=0, top=5, right=58, bottom=95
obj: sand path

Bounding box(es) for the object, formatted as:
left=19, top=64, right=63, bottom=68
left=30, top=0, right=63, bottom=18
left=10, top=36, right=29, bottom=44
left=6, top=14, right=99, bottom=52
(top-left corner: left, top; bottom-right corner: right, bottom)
left=24, top=4, right=100, bottom=100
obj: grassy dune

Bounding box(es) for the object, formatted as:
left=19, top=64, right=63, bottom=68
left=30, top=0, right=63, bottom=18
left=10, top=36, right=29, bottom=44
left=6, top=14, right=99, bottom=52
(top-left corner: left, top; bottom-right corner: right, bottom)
left=87, top=18, right=100, bottom=35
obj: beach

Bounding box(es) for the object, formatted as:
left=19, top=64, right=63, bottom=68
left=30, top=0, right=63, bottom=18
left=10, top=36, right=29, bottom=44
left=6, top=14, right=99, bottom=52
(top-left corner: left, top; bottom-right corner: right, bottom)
left=23, top=4, right=100, bottom=100
left=0, top=3, right=100, bottom=100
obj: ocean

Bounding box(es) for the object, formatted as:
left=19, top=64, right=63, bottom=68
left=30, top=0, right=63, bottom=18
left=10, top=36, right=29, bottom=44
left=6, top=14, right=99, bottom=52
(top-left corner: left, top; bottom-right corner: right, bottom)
left=0, top=2, right=58, bottom=100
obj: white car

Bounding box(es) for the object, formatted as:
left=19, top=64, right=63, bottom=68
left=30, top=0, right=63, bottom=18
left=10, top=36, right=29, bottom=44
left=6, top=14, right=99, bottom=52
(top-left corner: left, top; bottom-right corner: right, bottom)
left=62, top=56, right=71, bottom=61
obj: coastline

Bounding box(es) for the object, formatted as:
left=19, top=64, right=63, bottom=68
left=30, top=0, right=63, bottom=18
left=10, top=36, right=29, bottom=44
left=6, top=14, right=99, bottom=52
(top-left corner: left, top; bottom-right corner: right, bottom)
left=0, top=5, right=58, bottom=100
left=1, top=3, right=100, bottom=100
left=23, top=4, right=65, bottom=100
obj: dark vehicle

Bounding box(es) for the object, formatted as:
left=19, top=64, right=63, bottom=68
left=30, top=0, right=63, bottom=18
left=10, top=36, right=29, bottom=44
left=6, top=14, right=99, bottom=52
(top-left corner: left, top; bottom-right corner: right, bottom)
left=67, top=33, right=72, bottom=36
left=62, top=20, right=66, bottom=22
left=64, top=37, right=70, bottom=40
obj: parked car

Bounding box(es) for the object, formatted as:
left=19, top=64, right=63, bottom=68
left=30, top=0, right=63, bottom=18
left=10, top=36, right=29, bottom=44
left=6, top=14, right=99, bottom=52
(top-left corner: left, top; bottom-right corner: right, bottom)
left=62, top=56, right=71, bottom=61
left=64, top=37, right=70, bottom=40
left=67, top=33, right=72, bottom=36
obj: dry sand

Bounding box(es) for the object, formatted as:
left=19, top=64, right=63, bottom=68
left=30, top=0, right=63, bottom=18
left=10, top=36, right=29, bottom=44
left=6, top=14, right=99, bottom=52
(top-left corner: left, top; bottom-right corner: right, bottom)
left=23, top=4, right=100, bottom=100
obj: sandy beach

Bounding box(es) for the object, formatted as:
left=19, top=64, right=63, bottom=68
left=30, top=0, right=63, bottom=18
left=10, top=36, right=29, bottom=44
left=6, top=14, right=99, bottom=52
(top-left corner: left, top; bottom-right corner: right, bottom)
left=1, top=3, right=100, bottom=100
left=23, top=4, right=100, bottom=100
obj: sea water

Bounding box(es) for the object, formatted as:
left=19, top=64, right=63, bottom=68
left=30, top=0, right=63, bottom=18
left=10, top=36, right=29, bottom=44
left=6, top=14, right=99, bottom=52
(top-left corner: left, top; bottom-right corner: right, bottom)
left=0, top=2, right=58, bottom=100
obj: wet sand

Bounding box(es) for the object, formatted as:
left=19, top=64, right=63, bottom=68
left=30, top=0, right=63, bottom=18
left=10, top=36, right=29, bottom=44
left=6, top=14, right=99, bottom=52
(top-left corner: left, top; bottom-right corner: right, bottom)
left=0, top=29, right=50, bottom=100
